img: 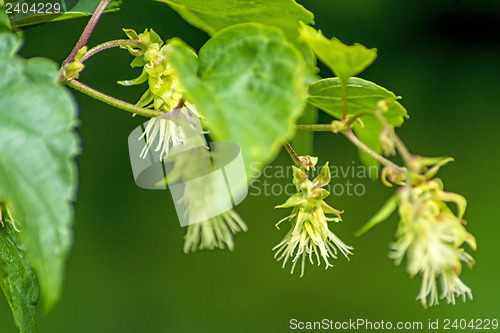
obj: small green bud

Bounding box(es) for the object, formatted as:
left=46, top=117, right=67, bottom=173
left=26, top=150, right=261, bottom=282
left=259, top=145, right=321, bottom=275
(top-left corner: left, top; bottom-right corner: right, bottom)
left=379, top=129, right=396, bottom=156
left=381, top=166, right=405, bottom=187
left=62, top=61, right=85, bottom=80
left=75, top=46, right=87, bottom=62
left=298, top=155, right=318, bottom=170
left=330, top=120, right=346, bottom=133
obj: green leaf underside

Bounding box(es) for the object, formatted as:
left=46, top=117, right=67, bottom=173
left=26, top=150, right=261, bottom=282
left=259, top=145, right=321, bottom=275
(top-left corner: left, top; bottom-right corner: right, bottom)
left=307, top=77, right=408, bottom=168
left=10, top=0, right=121, bottom=28
left=299, top=23, right=377, bottom=83
left=158, top=0, right=314, bottom=39
left=0, top=224, right=38, bottom=333
left=0, top=32, right=79, bottom=310
left=355, top=193, right=398, bottom=236
left=169, top=23, right=306, bottom=179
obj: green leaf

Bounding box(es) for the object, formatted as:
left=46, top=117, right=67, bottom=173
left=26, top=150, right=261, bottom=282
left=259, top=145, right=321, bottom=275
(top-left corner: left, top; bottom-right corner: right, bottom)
left=9, top=0, right=121, bottom=28
left=299, top=22, right=377, bottom=83
left=169, top=23, right=306, bottom=179
left=157, top=0, right=314, bottom=39
left=0, top=224, right=38, bottom=333
left=158, top=0, right=317, bottom=91
left=355, top=193, right=398, bottom=237
left=307, top=77, right=408, bottom=169
left=0, top=32, right=79, bottom=310
left=0, top=1, right=12, bottom=31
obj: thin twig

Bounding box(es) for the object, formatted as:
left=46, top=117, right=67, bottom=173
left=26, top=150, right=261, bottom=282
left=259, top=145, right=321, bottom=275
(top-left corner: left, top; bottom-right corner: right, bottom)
left=64, top=79, right=163, bottom=118
left=296, top=124, right=333, bottom=131
left=283, top=141, right=302, bottom=167
left=345, top=130, right=406, bottom=174
left=80, top=39, right=142, bottom=63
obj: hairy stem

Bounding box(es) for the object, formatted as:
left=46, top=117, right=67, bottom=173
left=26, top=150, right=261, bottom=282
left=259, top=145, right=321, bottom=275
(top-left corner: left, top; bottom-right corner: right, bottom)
left=64, top=79, right=163, bottom=118
left=80, top=39, right=141, bottom=63
left=345, top=130, right=406, bottom=174
left=283, top=142, right=303, bottom=167
left=296, top=124, right=333, bottom=131
left=62, top=0, right=111, bottom=67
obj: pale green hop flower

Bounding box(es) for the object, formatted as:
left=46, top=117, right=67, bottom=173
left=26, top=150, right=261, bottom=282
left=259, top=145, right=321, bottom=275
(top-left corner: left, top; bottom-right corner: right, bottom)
left=273, top=161, right=353, bottom=277
left=166, top=145, right=247, bottom=252
left=390, top=178, right=476, bottom=307
left=119, top=28, right=184, bottom=112
left=183, top=210, right=248, bottom=253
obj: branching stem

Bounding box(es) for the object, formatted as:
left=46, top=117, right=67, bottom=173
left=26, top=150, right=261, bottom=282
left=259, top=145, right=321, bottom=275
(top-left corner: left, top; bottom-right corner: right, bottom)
left=62, top=0, right=112, bottom=67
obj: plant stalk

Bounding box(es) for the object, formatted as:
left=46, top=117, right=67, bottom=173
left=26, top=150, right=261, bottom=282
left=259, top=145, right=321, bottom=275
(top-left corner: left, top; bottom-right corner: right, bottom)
left=296, top=124, right=333, bottom=131
left=345, top=130, right=406, bottom=174
left=283, top=142, right=303, bottom=167
left=80, top=39, right=141, bottom=63
left=64, top=79, right=163, bottom=118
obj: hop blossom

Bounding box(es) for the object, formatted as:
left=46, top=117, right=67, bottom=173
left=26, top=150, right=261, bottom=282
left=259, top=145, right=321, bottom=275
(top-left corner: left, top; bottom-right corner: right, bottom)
left=273, top=161, right=353, bottom=277
left=165, top=142, right=247, bottom=252
left=183, top=210, right=248, bottom=253
left=119, top=28, right=184, bottom=112
left=180, top=172, right=247, bottom=252
left=390, top=178, right=476, bottom=307
left=121, top=29, right=247, bottom=252
left=138, top=107, right=201, bottom=161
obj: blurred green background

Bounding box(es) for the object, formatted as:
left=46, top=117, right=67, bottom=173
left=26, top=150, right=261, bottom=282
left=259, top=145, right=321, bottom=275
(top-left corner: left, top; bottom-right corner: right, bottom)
left=2, top=0, right=500, bottom=332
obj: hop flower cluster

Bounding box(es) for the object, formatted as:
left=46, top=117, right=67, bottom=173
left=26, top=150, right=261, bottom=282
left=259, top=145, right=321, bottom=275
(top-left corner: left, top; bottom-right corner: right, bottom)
left=390, top=178, right=476, bottom=307
left=120, top=28, right=183, bottom=111
left=274, top=159, right=352, bottom=277
left=183, top=210, right=248, bottom=253
left=119, top=29, right=247, bottom=251
left=120, top=29, right=200, bottom=161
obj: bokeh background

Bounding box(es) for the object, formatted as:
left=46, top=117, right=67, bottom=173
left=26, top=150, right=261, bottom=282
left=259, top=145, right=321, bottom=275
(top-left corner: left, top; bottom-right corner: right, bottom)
left=1, top=0, right=500, bottom=331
